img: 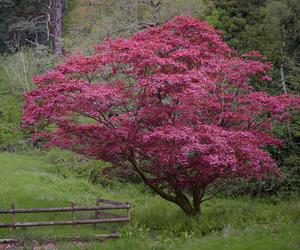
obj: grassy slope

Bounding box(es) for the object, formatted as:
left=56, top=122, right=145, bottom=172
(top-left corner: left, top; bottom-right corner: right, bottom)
left=0, top=152, right=299, bottom=249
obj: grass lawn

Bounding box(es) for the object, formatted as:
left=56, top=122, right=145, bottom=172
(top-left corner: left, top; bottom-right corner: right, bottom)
left=0, top=152, right=299, bottom=249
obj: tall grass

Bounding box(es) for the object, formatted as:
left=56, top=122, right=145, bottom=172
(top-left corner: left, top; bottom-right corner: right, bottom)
left=2, top=46, right=55, bottom=94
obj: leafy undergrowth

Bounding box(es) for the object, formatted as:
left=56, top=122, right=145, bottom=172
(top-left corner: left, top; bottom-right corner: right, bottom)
left=0, top=152, right=299, bottom=249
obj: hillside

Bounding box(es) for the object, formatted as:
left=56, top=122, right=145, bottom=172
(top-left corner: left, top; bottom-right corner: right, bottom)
left=0, top=153, right=299, bottom=249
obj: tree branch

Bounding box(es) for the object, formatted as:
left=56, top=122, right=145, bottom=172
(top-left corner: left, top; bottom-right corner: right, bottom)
left=127, top=153, right=177, bottom=203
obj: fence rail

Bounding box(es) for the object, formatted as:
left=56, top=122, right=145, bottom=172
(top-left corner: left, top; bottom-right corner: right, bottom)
left=0, top=205, right=130, bottom=215
left=0, top=198, right=130, bottom=242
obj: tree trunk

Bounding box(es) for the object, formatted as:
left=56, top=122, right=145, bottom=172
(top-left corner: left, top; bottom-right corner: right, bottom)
left=175, top=193, right=194, bottom=216
left=177, top=200, right=201, bottom=217
left=54, top=0, right=62, bottom=56
left=175, top=191, right=202, bottom=217
left=129, top=158, right=202, bottom=217
left=151, top=0, right=161, bottom=25
left=280, top=63, right=287, bottom=94
left=280, top=25, right=293, bottom=142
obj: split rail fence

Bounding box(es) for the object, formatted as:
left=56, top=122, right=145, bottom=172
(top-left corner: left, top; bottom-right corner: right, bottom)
left=0, top=198, right=130, bottom=242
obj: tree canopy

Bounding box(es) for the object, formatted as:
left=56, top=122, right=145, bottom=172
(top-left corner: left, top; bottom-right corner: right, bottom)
left=22, top=17, right=299, bottom=216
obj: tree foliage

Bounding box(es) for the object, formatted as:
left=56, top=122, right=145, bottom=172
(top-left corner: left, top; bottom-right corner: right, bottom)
left=23, top=17, right=299, bottom=215
left=207, top=0, right=268, bottom=49
left=204, top=0, right=300, bottom=196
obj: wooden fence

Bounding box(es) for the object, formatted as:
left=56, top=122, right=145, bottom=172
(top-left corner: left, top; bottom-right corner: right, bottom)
left=0, top=198, right=130, bottom=242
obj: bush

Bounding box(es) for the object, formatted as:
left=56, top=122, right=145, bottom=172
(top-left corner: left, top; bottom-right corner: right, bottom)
left=41, top=148, right=113, bottom=186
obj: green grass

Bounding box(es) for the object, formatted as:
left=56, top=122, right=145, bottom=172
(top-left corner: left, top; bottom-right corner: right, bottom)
left=70, top=224, right=299, bottom=250
left=0, top=152, right=299, bottom=249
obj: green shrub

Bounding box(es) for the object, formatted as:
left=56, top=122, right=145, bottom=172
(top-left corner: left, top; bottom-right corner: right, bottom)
left=41, top=148, right=113, bottom=185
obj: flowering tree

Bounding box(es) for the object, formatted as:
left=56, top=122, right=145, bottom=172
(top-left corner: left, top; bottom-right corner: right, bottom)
left=23, top=17, right=299, bottom=216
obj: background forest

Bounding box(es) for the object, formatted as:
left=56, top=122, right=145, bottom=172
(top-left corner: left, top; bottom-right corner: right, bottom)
left=0, top=0, right=299, bottom=249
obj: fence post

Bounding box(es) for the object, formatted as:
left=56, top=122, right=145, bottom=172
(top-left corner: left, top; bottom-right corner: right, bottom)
left=126, top=202, right=131, bottom=228
left=11, top=203, right=16, bottom=239
left=71, top=202, right=75, bottom=236
left=71, top=202, right=76, bottom=223
left=94, top=198, right=100, bottom=229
